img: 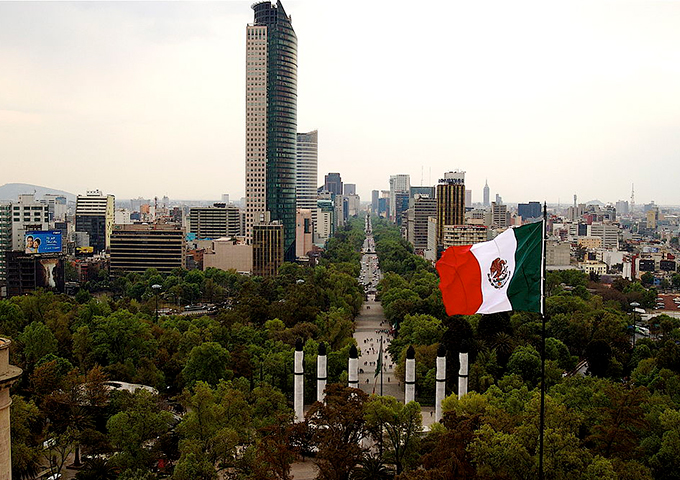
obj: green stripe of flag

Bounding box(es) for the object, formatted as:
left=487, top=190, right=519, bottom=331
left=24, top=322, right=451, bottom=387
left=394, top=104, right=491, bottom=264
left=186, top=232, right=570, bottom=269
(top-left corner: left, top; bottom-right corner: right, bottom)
left=507, top=220, right=543, bottom=313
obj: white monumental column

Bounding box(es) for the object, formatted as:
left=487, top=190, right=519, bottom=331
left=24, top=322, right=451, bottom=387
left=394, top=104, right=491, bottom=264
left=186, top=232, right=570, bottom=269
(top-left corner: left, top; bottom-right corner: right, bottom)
left=458, top=352, right=469, bottom=399
left=294, top=338, right=304, bottom=422
left=0, top=338, right=23, bottom=480
left=435, top=345, right=446, bottom=422
left=348, top=345, right=359, bottom=389
left=405, top=345, right=416, bottom=404
left=317, top=343, right=327, bottom=403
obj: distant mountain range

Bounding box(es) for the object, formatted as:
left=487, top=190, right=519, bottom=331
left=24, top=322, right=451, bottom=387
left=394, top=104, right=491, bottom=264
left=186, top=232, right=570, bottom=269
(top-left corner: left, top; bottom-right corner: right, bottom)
left=0, top=183, right=76, bottom=203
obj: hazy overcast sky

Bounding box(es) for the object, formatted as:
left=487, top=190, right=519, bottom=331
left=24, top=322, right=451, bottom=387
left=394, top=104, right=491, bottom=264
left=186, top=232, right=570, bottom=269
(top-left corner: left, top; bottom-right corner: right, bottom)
left=1, top=1, right=679, bottom=205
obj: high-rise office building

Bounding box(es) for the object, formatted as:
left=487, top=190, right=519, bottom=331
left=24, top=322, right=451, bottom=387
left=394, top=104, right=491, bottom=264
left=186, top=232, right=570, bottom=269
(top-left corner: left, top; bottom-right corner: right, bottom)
left=253, top=223, right=284, bottom=277
left=405, top=196, right=437, bottom=252
left=189, top=204, right=242, bottom=239
left=295, top=208, right=314, bottom=259
left=436, top=171, right=466, bottom=245
left=490, top=202, right=509, bottom=228
left=245, top=0, right=297, bottom=260
left=75, top=190, right=115, bottom=253
left=389, top=174, right=410, bottom=222
left=411, top=186, right=435, bottom=199
left=394, top=192, right=410, bottom=226
left=10, top=195, right=49, bottom=252
left=616, top=200, right=629, bottom=216
left=110, top=224, right=184, bottom=275
left=343, top=184, right=356, bottom=196
left=483, top=180, right=490, bottom=207
left=0, top=203, right=11, bottom=283
left=324, top=172, right=343, bottom=196
left=296, top=130, right=318, bottom=228
left=518, top=202, right=542, bottom=220
left=371, top=190, right=379, bottom=215
left=43, top=194, right=67, bottom=222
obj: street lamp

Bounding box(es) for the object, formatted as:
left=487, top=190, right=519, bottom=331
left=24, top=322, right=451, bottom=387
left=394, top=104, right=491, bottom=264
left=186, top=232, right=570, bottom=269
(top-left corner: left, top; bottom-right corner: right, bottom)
left=630, top=301, right=640, bottom=347
left=152, top=284, right=162, bottom=322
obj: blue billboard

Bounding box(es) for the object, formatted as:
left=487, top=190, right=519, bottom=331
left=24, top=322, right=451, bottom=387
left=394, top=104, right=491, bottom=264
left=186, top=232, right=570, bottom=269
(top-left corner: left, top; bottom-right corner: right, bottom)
left=25, top=231, right=63, bottom=254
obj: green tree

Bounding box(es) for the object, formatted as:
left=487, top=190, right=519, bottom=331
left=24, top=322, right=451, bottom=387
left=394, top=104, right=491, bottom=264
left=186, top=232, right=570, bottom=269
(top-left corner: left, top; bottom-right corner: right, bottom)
left=176, top=380, right=254, bottom=477
left=364, top=396, right=422, bottom=475
left=507, top=345, right=542, bottom=387
left=107, top=389, right=174, bottom=471
left=17, top=320, right=58, bottom=368
left=0, top=299, right=27, bottom=338
left=307, top=384, right=368, bottom=480
left=10, top=395, right=42, bottom=480
left=182, top=342, right=232, bottom=387
left=641, top=272, right=655, bottom=287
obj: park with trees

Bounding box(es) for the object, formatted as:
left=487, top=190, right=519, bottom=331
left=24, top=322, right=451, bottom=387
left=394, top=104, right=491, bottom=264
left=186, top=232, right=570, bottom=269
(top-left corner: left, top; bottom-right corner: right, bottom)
left=4, top=215, right=680, bottom=479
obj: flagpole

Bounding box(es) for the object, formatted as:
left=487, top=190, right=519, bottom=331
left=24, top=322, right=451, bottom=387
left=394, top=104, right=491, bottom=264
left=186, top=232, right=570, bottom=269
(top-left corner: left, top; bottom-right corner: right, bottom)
left=380, top=336, right=384, bottom=396
left=538, top=202, right=547, bottom=480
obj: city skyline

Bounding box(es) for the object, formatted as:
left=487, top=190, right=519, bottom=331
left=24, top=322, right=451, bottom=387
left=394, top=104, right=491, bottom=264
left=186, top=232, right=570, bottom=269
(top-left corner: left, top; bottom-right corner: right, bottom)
left=2, top=1, right=679, bottom=205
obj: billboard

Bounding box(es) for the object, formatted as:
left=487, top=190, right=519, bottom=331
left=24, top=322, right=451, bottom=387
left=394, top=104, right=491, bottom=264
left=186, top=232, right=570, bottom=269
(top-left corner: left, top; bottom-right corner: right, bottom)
left=76, top=246, right=94, bottom=255
left=36, top=257, right=65, bottom=292
left=25, top=231, right=62, bottom=254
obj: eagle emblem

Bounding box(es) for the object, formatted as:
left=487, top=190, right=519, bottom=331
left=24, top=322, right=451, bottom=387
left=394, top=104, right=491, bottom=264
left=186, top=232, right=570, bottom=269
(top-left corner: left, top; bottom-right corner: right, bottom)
left=487, top=257, right=510, bottom=289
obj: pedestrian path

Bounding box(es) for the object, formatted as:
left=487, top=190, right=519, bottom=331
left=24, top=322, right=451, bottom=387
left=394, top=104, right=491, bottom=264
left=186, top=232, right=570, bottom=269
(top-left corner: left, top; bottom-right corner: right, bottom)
left=354, top=296, right=403, bottom=400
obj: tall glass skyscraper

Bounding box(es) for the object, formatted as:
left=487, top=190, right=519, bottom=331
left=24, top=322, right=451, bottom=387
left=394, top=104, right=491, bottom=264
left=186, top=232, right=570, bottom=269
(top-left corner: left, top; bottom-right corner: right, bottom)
left=245, top=1, right=298, bottom=260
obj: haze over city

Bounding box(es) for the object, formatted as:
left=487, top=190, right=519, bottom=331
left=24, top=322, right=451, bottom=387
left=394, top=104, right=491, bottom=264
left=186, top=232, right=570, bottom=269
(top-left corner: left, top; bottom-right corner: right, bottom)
left=1, top=0, right=679, bottom=205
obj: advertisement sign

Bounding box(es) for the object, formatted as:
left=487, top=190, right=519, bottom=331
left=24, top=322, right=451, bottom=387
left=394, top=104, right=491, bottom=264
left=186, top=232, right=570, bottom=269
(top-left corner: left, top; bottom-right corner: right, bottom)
left=36, top=257, right=65, bottom=292
left=25, top=231, right=62, bottom=254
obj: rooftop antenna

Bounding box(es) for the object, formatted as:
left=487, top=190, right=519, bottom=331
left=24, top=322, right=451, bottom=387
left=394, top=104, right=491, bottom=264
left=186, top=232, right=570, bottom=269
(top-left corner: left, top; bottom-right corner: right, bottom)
left=420, top=166, right=423, bottom=186
left=630, top=183, right=635, bottom=213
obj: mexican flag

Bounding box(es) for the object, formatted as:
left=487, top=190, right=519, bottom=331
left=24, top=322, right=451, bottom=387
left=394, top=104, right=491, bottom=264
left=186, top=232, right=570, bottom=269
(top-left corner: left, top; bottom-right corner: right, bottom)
left=436, top=221, right=543, bottom=316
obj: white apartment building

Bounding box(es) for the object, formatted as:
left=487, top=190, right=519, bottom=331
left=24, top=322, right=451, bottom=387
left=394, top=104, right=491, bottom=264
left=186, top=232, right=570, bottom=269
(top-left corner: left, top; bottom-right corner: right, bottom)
left=588, top=223, right=619, bottom=249
left=245, top=24, right=269, bottom=238
left=389, top=174, right=410, bottom=222
left=11, top=194, right=49, bottom=251
left=315, top=209, right=333, bottom=247
left=75, top=190, right=115, bottom=253
left=297, top=130, right=318, bottom=230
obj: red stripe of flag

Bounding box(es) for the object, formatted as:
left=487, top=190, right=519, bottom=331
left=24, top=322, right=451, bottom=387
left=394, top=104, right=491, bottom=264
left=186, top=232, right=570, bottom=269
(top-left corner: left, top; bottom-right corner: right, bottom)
left=436, top=245, right=483, bottom=316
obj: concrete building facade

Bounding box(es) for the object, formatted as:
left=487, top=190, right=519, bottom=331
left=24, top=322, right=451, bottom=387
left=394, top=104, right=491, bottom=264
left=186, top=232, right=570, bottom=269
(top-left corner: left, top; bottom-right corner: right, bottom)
left=442, top=225, right=488, bottom=248
left=389, top=174, right=410, bottom=222
left=0, top=338, right=22, bottom=480
left=189, top=204, right=242, bottom=239
left=405, top=196, right=437, bottom=252
left=295, top=208, right=314, bottom=259
left=75, top=190, right=115, bottom=253
left=253, top=223, right=284, bottom=277
left=203, top=239, right=253, bottom=274
left=10, top=195, right=49, bottom=252
left=324, top=172, right=343, bottom=196
left=296, top=130, right=318, bottom=229
left=0, top=204, right=11, bottom=284
left=435, top=171, right=465, bottom=244
left=109, top=224, right=184, bottom=275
